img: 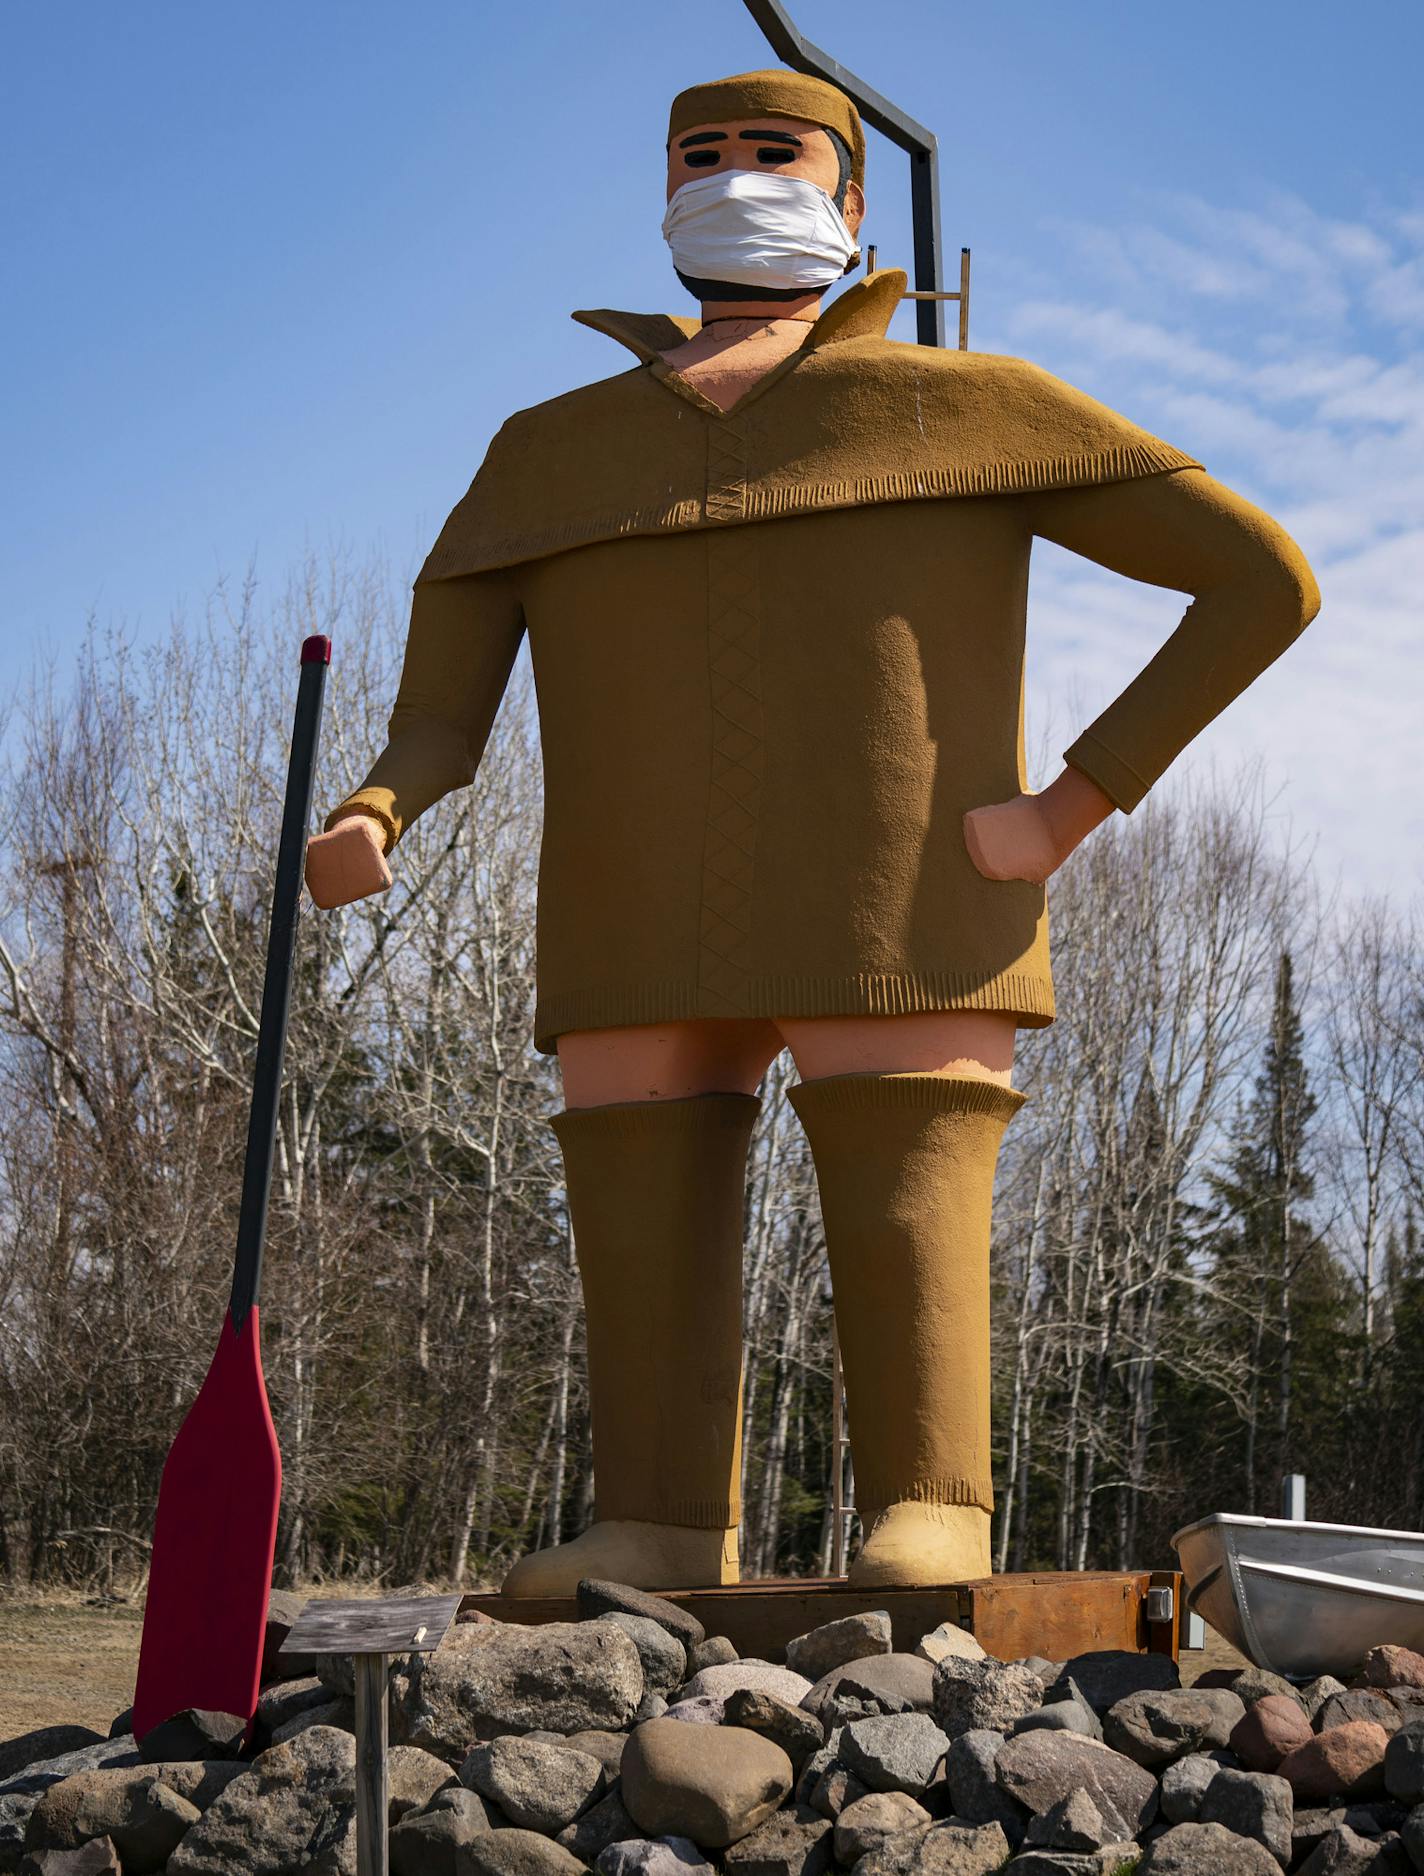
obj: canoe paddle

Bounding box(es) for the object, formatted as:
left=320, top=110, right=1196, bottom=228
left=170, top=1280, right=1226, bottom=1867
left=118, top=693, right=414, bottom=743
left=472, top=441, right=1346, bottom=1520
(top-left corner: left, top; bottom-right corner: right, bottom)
left=133, top=634, right=331, bottom=1740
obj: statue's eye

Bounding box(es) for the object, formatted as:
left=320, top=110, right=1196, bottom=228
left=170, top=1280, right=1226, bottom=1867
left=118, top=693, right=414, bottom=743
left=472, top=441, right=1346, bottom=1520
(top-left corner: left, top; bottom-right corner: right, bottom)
left=756, top=148, right=795, bottom=164
left=685, top=151, right=720, bottom=167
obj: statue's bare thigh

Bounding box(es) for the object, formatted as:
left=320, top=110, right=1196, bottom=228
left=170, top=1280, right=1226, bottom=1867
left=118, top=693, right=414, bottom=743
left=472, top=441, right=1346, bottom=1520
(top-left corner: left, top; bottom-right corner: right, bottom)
left=556, top=1010, right=1016, bottom=1106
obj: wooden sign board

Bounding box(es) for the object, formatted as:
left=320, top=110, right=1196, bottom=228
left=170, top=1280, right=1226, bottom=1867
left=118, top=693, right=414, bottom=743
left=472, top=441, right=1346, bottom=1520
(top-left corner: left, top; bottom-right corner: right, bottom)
left=280, top=1592, right=463, bottom=1661
left=458, top=1571, right=1182, bottom=1665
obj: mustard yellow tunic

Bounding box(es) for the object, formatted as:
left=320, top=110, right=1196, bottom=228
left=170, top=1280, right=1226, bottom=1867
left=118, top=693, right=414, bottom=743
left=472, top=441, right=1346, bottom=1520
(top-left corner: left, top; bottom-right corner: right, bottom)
left=329, top=274, right=1320, bottom=1055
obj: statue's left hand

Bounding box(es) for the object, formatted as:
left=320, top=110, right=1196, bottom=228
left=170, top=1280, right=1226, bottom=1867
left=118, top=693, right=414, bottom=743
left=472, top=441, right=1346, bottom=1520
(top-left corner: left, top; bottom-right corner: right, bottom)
left=964, top=766, right=1118, bottom=885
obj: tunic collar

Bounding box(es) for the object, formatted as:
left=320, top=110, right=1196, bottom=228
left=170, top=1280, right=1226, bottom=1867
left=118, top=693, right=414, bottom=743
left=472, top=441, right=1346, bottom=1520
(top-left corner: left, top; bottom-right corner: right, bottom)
left=572, top=268, right=908, bottom=364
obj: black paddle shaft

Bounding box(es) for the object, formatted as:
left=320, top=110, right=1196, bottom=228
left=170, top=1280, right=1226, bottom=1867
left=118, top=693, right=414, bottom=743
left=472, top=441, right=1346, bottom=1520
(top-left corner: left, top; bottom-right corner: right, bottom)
left=230, top=635, right=331, bottom=1330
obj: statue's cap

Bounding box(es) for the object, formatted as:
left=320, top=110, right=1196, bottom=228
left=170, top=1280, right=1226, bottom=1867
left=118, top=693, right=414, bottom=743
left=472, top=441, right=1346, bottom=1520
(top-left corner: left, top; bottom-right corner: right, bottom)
left=668, top=69, right=865, bottom=185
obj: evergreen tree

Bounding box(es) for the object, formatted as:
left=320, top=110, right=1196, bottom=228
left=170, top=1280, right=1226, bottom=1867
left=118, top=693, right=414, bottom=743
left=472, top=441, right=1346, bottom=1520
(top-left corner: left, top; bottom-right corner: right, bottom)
left=1204, top=949, right=1320, bottom=1510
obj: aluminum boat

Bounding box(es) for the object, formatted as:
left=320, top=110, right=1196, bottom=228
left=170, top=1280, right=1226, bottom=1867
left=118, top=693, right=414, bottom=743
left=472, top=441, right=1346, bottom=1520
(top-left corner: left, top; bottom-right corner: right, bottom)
left=1172, top=1513, right=1424, bottom=1679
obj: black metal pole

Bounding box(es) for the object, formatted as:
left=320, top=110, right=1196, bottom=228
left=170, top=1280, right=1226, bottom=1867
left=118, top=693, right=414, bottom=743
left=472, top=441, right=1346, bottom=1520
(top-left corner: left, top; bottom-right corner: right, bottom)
left=739, top=0, right=944, bottom=346
left=230, top=634, right=331, bottom=1330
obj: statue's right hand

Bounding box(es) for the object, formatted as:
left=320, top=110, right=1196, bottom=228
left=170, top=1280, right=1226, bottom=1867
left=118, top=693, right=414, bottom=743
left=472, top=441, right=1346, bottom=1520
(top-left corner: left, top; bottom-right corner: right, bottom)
left=305, top=813, right=393, bottom=909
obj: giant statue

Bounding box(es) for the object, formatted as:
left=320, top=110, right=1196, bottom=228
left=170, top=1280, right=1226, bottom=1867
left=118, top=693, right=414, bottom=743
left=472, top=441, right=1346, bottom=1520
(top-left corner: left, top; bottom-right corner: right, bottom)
left=305, top=69, right=1319, bottom=1594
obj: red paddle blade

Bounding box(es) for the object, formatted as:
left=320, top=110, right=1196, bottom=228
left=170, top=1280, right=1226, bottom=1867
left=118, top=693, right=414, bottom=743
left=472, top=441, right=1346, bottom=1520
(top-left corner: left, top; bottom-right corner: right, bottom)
left=133, top=1306, right=281, bottom=1739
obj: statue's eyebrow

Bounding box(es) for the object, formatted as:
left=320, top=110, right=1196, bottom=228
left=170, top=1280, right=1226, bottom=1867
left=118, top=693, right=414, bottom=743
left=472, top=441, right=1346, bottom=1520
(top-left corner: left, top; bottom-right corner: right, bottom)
left=678, top=131, right=728, bottom=148
left=739, top=129, right=802, bottom=146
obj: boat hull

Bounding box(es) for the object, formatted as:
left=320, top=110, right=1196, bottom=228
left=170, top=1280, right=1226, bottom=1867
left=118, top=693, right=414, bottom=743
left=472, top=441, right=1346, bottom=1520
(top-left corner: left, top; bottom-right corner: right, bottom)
left=1172, top=1514, right=1424, bottom=1679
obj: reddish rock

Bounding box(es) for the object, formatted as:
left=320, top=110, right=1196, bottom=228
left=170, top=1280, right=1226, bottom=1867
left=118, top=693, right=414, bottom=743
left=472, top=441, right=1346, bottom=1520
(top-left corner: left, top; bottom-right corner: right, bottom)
left=1230, top=1695, right=1313, bottom=1772
left=1277, top=1723, right=1389, bottom=1802
left=1359, top=1647, right=1424, bottom=1691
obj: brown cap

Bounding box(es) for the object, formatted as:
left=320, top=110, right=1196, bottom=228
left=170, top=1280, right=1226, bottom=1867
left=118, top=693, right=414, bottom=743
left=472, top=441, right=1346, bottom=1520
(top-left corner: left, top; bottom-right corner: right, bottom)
left=668, top=68, right=866, bottom=186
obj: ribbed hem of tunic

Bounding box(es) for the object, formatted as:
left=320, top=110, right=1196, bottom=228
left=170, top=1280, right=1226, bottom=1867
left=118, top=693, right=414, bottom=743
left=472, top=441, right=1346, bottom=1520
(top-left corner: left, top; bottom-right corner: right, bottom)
left=858, top=1477, right=996, bottom=1516
left=788, top=1073, right=1028, bottom=1127
left=592, top=1495, right=741, bottom=1529
left=550, top=1092, right=761, bottom=1135
left=534, top=969, right=1055, bottom=1056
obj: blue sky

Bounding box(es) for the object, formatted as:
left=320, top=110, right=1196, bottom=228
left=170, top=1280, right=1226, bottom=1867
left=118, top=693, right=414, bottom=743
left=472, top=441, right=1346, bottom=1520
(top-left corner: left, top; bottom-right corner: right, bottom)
left=5, top=0, right=1421, bottom=895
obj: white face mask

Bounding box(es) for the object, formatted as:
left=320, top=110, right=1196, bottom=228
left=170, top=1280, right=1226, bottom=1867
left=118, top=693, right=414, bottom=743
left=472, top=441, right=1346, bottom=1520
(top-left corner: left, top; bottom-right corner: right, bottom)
left=661, top=168, right=859, bottom=291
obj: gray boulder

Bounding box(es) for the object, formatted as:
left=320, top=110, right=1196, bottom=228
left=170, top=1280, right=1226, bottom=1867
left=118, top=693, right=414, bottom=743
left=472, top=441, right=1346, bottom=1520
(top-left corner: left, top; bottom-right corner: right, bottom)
left=834, top=1790, right=933, bottom=1865
left=255, top=1676, right=331, bottom=1743
left=722, top=1801, right=834, bottom=1876
left=1023, top=1790, right=1113, bottom=1851
left=0, top=1737, right=140, bottom=1870
left=597, top=1838, right=716, bottom=1876
left=688, top=1638, right=739, bottom=1675
left=135, top=1712, right=244, bottom=1765
left=855, top=1818, right=1011, bottom=1876
left=463, top=1827, right=589, bottom=1876
left=993, top=1731, right=1158, bottom=1838
left=666, top=1699, right=726, bottom=1728
left=0, top=1733, right=106, bottom=1786
left=786, top=1613, right=893, bottom=1683
left=23, top=1772, right=199, bottom=1874
left=1161, top=1754, right=1233, bottom=1825
left=165, top=1727, right=357, bottom=1875
left=723, top=1691, right=824, bottom=1773
left=620, top=1717, right=793, bottom=1849
left=1385, top=1726, right=1424, bottom=1804
left=945, top=1729, right=1026, bottom=1845
left=933, top=1660, right=1043, bottom=1741
left=577, top=1581, right=706, bottom=1654
left=19, top=1839, right=124, bottom=1873
left=557, top=1788, right=641, bottom=1863
left=1012, top=1696, right=1102, bottom=1743
left=1323, top=1696, right=1404, bottom=1738
left=1304, top=1682, right=1351, bottom=1723
left=1049, top=1653, right=1180, bottom=1717
left=1198, top=1767, right=1293, bottom=1866
left=390, top=1786, right=496, bottom=1876
left=597, top=1617, right=688, bottom=1699
left=461, top=1735, right=606, bottom=1833
left=803, top=1656, right=935, bottom=1730
left=841, top=1715, right=951, bottom=1797
left=915, top=1626, right=987, bottom=1668
left=1297, top=1823, right=1404, bottom=1876
left=1138, top=1820, right=1279, bottom=1876
left=565, top=1731, right=629, bottom=1779
left=1007, top=1848, right=1142, bottom=1876
left=681, top=1663, right=812, bottom=1709
left=270, top=1697, right=355, bottom=1745
left=1104, top=1690, right=1245, bottom=1768
left=392, top=1620, right=645, bottom=1757
left=1230, top=1672, right=1306, bottom=1715
left=808, top=1761, right=869, bottom=1820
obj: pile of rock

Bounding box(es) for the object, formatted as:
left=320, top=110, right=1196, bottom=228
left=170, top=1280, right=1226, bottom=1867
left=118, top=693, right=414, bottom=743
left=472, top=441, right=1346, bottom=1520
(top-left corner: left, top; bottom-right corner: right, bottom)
left=7, top=1587, right=1424, bottom=1876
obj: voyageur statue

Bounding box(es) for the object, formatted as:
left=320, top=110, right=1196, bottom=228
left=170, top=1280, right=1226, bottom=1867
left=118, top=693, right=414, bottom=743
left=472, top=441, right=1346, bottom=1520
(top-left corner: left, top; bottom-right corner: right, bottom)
left=306, top=68, right=1319, bottom=1593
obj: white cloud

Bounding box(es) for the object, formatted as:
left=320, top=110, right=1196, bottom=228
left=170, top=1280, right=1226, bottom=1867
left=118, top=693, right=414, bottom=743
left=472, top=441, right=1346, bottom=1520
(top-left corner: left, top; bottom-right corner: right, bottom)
left=992, top=190, right=1424, bottom=901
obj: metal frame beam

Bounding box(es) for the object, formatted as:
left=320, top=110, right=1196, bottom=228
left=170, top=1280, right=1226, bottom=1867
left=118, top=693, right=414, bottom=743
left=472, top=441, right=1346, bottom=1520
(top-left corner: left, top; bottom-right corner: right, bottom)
left=740, top=0, right=944, bottom=346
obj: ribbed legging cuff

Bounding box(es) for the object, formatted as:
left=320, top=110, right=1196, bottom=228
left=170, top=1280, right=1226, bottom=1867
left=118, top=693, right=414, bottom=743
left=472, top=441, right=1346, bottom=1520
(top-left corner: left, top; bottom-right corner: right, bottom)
left=788, top=1070, right=1027, bottom=1125
left=857, top=1477, right=996, bottom=1516
left=590, top=1494, right=741, bottom=1529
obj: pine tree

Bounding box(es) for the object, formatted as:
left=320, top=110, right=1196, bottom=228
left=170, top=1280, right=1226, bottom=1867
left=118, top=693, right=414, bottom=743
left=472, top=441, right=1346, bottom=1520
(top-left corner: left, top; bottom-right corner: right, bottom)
left=1205, top=949, right=1320, bottom=1510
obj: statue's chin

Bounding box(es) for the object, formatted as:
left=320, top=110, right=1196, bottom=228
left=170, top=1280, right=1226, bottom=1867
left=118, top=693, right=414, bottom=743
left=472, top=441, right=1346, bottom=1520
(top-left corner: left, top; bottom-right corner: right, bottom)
left=674, top=268, right=829, bottom=304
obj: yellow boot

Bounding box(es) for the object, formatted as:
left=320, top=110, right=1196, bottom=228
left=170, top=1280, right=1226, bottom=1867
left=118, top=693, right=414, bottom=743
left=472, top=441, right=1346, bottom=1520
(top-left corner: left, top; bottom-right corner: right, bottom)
left=787, top=1072, right=1026, bottom=1589
left=501, top=1093, right=757, bottom=1597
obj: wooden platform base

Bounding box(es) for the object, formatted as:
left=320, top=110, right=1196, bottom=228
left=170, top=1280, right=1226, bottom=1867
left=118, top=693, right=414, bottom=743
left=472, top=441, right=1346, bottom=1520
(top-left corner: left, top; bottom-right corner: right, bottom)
left=460, top=1570, right=1182, bottom=1666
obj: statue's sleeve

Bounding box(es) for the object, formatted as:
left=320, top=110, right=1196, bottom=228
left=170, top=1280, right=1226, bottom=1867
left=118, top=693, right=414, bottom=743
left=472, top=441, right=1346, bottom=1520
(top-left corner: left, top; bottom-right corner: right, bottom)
left=323, top=568, right=526, bottom=851
left=1026, top=466, right=1321, bottom=812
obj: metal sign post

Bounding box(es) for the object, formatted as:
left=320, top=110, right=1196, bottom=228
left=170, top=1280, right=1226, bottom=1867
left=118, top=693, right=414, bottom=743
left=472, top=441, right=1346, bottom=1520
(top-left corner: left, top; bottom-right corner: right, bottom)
left=740, top=0, right=947, bottom=346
